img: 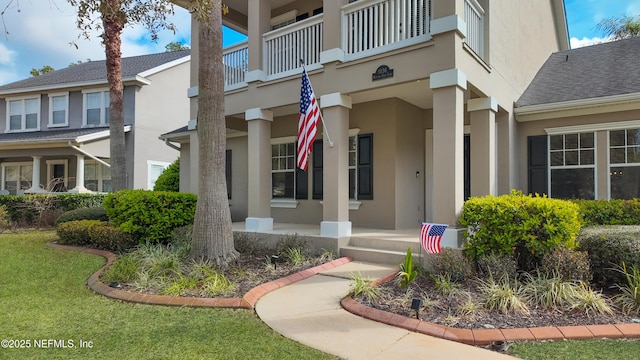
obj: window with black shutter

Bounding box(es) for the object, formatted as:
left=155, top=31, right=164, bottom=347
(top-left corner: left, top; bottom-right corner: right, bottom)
left=528, top=135, right=548, bottom=196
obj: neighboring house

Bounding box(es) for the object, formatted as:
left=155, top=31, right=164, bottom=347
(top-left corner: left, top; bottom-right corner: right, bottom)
left=0, top=50, right=190, bottom=194
left=516, top=36, right=640, bottom=201
left=163, top=0, right=569, bottom=242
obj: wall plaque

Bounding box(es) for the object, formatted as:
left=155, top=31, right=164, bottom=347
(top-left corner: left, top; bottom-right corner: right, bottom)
left=372, top=65, right=394, bottom=81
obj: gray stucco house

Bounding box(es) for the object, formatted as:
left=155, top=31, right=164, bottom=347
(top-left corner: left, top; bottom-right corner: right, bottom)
left=0, top=50, right=190, bottom=193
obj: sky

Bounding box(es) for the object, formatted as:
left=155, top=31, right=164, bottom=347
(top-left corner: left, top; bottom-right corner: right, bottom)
left=0, top=0, right=639, bottom=85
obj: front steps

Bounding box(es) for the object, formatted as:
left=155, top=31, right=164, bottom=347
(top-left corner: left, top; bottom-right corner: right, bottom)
left=339, top=236, right=425, bottom=265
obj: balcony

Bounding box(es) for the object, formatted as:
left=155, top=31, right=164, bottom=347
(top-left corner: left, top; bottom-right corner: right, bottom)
left=221, top=0, right=485, bottom=89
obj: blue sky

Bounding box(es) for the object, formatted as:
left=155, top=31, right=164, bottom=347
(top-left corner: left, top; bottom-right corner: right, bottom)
left=0, top=1, right=639, bottom=85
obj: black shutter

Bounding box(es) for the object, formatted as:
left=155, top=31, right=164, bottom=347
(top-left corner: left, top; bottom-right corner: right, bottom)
left=312, top=140, right=323, bottom=199
left=528, top=135, right=548, bottom=196
left=225, top=150, right=232, bottom=199
left=357, top=134, right=373, bottom=200
left=464, top=134, right=470, bottom=200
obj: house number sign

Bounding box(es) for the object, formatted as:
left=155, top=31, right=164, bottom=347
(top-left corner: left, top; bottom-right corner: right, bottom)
left=372, top=65, right=394, bottom=81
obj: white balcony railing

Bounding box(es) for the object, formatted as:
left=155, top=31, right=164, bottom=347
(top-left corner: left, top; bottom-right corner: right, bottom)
left=263, top=15, right=323, bottom=78
left=343, top=0, right=431, bottom=58
left=464, top=0, right=485, bottom=59
left=223, top=41, right=248, bottom=88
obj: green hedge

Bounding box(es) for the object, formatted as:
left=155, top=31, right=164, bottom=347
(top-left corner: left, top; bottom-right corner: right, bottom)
left=577, top=226, right=640, bottom=288
left=0, top=193, right=107, bottom=227
left=56, top=220, right=137, bottom=252
left=573, top=199, right=640, bottom=226
left=55, top=207, right=108, bottom=226
left=103, top=190, right=197, bottom=243
left=460, top=191, right=581, bottom=271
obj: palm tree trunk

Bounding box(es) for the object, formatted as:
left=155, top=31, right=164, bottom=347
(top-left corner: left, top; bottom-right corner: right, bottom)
left=103, top=2, right=127, bottom=191
left=190, top=0, right=238, bottom=266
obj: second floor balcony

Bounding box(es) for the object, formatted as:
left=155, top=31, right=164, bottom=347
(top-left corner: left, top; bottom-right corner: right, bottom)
left=222, top=0, right=485, bottom=90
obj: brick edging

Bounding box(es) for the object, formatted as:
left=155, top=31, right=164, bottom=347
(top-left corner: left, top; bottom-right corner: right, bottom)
left=340, top=275, right=640, bottom=346
left=45, top=242, right=352, bottom=309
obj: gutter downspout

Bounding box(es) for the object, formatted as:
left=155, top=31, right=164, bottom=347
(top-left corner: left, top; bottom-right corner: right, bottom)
left=68, top=141, right=111, bottom=167
left=164, top=139, right=181, bottom=151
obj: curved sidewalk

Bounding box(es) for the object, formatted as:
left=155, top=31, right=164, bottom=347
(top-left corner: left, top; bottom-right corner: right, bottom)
left=255, top=261, right=516, bottom=360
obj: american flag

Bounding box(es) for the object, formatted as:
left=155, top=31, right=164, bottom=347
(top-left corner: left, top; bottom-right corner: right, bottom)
left=420, top=223, right=448, bottom=254
left=297, top=68, right=320, bottom=171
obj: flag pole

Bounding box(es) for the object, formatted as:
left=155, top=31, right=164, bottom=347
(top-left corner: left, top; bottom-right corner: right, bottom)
left=301, top=60, right=334, bottom=148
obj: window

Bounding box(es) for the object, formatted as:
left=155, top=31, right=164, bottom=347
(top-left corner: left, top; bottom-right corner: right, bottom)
left=147, top=161, right=170, bottom=190
left=271, top=141, right=307, bottom=201
left=549, top=132, right=595, bottom=199
left=83, top=90, right=109, bottom=127
left=313, top=133, right=373, bottom=201
left=272, top=142, right=296, bottom=198
left=49, top=93, right=69, bottom=127
left=609, top=128, right=640, bottom=199
left=84, top=161, right=111, bottom=192
left=1, top=163, right=33, bottom=194
left=6, top=97, right=40, bottom=132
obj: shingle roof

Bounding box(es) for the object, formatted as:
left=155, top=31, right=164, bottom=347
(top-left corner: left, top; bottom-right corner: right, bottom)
left=0, top=127, right=108, bottom=143
left=0, top=50, right=190, bottom=92
left=517, top=37, right=640, bottom=107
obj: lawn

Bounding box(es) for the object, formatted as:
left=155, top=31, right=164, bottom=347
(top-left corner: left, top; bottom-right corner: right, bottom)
left=0, top=231, right=335, bottom=360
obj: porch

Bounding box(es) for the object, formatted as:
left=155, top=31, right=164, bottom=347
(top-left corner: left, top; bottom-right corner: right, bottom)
left=222, top=0, right=485, bottom=89
left=232, top=221, right=464, bottom=265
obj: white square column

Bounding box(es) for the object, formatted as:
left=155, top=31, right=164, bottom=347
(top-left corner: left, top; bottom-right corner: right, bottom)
left=245, top=108, right=274, bottom=231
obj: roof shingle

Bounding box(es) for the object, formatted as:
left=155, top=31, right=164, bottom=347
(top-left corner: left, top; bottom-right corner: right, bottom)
left=517, top=37, right=640, bottom=107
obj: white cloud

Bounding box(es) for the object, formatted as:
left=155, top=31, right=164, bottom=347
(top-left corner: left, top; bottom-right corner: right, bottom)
left=0, top=43, right=15, bottom=64
left=570, top=36, right=610, bottom=48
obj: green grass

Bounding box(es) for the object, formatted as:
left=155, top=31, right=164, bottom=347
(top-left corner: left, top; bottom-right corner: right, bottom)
left=0, top=231, right=335, bottom=360
left=510, top=339, right=640, bottom=359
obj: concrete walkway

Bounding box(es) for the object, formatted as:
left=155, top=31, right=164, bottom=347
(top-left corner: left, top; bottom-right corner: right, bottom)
left=255, top=261, right=515, bottom=359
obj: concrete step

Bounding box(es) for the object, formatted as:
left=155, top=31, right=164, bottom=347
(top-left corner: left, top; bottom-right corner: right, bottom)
left=339, top=246, right=423, bottom=266
left=347, top=236, right=421, bottom=253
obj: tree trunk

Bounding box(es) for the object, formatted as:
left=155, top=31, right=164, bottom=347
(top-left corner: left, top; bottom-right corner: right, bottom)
left=190, top=0, right=238, bottom=266
left=103, top=1, right=127, bottom=191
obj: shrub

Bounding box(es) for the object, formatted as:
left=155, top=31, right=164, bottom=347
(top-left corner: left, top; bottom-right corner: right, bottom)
left=153, top=158, right=180, bottom=192
left=88, top=223, right=137, bottom=252
left=398, top=247, right=418, bottom=288
left=56, top=220, right=104, bottom=246
left=577, top=226, right=640, bottom=288
left=613, top=262, right=640, bottom=315
left=540, top=247, right=592, bottom=283
left=0, top=205, right=11, bottom=232
left=475, top=253, right=517, bottom=280
left=476, top=274, right=529, bottom=315
left=55, top=207, right=108, bottom=227
left=521, top=271, right=576, bottom=309
left=0, top=193, right=106, bottom=227
left=103, top=190, right=197, bottom=243
left=460, top=191, right=581, bottom=272
left=568, top=282, right=614, bottom=316
left=573, top=199, right=640, bottom=226
left=427, top=248, right=473, bottom=283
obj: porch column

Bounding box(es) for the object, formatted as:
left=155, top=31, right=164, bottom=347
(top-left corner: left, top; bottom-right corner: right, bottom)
left=320, top=0, right=349, bottom=64
left=430, top=69, right=466, bottom=226
left=25, top=156, right=43, bottom=193
left=469, top=97, right=498, bottom=197
left=245, top=108, right=273, bottom=231
left=69, top=155, right=89, bottom=193
left=320, top=93, right=352, bottom=237
left=245, top=0, right=271, bottom=83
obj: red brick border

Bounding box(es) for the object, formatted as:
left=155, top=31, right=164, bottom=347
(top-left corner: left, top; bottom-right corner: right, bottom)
left=45, top=242, right=352, bottom=310
left=340, top=278, right=640, bottom=346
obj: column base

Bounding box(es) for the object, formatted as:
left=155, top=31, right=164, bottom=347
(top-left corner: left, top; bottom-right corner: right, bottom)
left=67, top=187, right=93, bottom=194
left=320, top=221, right=352, bottom=238
left=245, top=217, right=273, bottom=232
left=441, top=228, right=466, bottom=249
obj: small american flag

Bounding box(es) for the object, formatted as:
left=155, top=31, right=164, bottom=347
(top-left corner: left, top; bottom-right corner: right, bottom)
left=420, top=223, right=448, bottom=254
left=297, top=68, right=320, bottom=171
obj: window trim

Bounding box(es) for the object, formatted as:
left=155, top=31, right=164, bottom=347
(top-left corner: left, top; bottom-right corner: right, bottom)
left=1, top=162, right=34, bottom=193
left=607, top=127, right=640, bottom=200
left=5, top=95, right=41, bottom=133
left=82, top=88, right=110, bottom=127
left=147, top=160, right=171, bottom=190
left=270, top=136, right=300, bottom=208
left=48, top=92, right=69, bottom=128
